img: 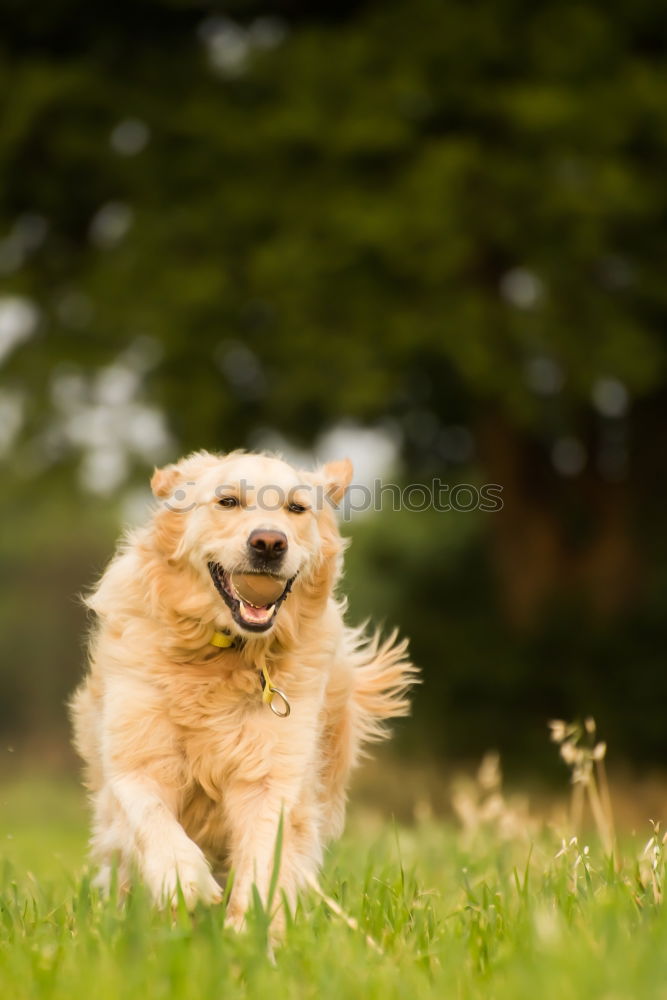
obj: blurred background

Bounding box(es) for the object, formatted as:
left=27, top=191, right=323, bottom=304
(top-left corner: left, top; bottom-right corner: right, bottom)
left=1, top=0, right=667, bottom=790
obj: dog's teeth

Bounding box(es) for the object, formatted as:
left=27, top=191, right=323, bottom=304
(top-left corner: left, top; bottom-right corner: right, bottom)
left=238, top=600, right=275, bottom=625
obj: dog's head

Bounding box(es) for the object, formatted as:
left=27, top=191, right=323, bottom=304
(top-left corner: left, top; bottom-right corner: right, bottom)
left=149, top=450, right=353, bottom=640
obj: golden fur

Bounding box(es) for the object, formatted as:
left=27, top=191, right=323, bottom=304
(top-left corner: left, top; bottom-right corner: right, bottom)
left=70, top=450, right=416, bottom=929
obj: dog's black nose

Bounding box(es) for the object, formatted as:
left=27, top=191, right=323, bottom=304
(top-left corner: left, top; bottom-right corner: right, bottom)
left=247, top=529, right=287, bottom=562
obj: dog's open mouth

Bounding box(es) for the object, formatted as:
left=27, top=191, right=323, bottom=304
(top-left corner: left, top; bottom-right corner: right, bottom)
left=208, top=562, right=294, bottom=633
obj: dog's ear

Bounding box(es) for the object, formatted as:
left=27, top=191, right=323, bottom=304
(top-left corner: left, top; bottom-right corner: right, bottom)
left=320, top=458, right=354, bottom=507
left=151, top=449, right=221, bottom=500
left=150, top=463, right=181, bottom=499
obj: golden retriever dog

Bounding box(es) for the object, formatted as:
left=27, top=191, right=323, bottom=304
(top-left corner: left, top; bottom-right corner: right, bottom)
left=70, top=449, right=416, bottom=931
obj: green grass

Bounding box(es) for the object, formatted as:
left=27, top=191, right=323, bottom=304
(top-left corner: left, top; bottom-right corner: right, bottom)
left=1, top=776, right=667, bottom=1000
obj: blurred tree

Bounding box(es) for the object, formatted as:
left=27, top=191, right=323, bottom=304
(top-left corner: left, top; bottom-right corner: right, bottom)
left=2, top=0, right=666, bottom=619
left=1, top=0, right=667, bottom=763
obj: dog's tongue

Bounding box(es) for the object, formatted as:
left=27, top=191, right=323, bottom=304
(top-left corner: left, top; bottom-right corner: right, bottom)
left=238, top=600, right=274, bottom=626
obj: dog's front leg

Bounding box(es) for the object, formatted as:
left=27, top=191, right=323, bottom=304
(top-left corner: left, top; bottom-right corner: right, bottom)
left=223, top=782, right=321, bottom=935
left=110, top=771, right=222, bottom=909
left=99, top=676, right=223, bottom=909
left=223, top=783, right=286, bottom=931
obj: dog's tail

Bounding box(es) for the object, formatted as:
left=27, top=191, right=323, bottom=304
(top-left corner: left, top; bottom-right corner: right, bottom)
left=346, top=624, right=419, bottom=745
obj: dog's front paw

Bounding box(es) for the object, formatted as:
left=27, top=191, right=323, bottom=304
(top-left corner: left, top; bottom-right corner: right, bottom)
left=224, top=904, right=246, bottom=934
left=224, top=885, right=288, bottom=942
left=92, top=862, right=131, bottom=899
left=162, top=860, right=223, bottom=910
left=144, top=843, right=223, bottom=909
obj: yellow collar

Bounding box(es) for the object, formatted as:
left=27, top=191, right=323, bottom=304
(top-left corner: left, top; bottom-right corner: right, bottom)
left=210, top=629, right=235, bottom=648
left=209, top=629, right=290, bottom=718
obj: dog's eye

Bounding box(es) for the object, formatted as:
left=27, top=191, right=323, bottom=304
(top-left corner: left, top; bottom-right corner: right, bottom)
left=217, top=496, right=239, bottom=508
left=287, top=502, right=308, bottom=514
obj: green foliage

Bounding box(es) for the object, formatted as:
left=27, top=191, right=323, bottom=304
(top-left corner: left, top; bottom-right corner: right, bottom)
left=2, top=0, right=667, bottom=456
